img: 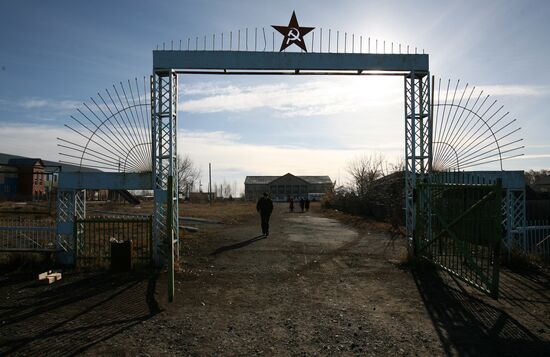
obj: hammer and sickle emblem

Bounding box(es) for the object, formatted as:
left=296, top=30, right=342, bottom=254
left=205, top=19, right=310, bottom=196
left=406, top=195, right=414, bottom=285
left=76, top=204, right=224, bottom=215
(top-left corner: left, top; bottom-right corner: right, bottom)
left=286, top=28, right=301, bottom=44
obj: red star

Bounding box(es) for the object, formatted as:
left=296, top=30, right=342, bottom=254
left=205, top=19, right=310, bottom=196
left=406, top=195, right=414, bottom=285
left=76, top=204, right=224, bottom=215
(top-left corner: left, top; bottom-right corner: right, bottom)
left=272, top=11, right=314, bottom=52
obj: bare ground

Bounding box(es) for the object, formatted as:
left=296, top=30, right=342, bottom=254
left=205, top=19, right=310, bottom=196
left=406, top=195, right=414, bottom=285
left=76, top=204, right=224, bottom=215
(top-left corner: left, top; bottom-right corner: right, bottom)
left=0, top=202, right=549, bottom=356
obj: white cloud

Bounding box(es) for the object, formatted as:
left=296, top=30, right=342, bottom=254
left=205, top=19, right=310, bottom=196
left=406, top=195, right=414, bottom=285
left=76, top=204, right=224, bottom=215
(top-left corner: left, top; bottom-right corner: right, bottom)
left=18, top=98, right=81, bottom=111
left=180, top=77, right=403, bottom=117
left=177, top=129, right=405, bottom=193
left=0, top=124, right=65, bottom=161
left=475, top=85, right=547, bottom=97
left=1, top=121, right=548, bottom=196
left=518, top=154, right=550, bottom=160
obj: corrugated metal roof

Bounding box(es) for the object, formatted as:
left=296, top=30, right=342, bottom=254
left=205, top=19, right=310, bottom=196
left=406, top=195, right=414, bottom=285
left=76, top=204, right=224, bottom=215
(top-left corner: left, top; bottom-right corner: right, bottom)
left=299, top=176, right=332, bottom=185
left=245, top=174, right=332, bottom=185
left=244, top=176, right=279, bottom=184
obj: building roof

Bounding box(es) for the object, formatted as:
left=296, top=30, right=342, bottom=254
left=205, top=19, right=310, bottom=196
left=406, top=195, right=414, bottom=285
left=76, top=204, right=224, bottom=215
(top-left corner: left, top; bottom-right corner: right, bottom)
left=7, top=158, right=44, bottom=167
left=245, top=176, right=279, bottom=185
left=0, top=153, right=101, bottom=173
left=299, top=176, right=333, bottom=185
left=245, top=173, right=332, bottom=185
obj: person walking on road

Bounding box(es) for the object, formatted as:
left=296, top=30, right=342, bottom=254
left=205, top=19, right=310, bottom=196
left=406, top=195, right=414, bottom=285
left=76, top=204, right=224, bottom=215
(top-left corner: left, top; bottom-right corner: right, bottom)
left=257, top=192, right=274, bottom=236
left=299, top=197, right=305, bottom=212
left=289, top=197, right=294, bottom=213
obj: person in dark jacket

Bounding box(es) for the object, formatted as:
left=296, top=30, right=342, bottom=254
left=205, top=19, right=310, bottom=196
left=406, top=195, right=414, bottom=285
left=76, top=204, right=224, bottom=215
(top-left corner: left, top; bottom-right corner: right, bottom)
left=299, top=197, right=305, bottom=212
left=256, top=192, right=274, bottom=236
left=305, top=198, right=310, bottom=211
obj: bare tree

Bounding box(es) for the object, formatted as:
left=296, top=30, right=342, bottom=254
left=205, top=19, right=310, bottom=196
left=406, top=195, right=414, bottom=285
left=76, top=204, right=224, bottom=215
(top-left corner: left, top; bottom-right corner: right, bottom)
left=387, top=157, right=405, bottom=173
left=212, top=183, right=218, bottom=199
left=525, top=169, right=550, bottom=185
left=176, top=154, right=201, bottom=197
left=347, top=153, right=386, bottom=197
left=223, top=182, right=232, bottom=198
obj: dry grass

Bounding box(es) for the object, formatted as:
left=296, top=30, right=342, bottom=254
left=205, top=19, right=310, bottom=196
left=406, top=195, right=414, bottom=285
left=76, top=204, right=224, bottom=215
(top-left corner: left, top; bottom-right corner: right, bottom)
left=85, top=200, right=257, bottom=225
left=181, top=201, right=256, bottom=225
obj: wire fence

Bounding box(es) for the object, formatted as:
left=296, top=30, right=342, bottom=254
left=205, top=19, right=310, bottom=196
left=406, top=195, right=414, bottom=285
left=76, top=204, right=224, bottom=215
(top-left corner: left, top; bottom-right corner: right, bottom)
left=0, top=218, right=56, bottom=252
left=522, top=220, right=550, bottom=261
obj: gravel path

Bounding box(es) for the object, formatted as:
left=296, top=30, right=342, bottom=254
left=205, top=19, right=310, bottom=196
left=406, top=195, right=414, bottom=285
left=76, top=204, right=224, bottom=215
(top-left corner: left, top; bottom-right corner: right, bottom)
left=1, top=203, right=548, bottom=356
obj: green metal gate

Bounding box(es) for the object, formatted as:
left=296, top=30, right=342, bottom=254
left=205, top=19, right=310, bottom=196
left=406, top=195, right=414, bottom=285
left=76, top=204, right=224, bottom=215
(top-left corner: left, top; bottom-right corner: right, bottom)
left=74, top=215, right=152, bottom=268
left=416, top=176, right=502, bottom=298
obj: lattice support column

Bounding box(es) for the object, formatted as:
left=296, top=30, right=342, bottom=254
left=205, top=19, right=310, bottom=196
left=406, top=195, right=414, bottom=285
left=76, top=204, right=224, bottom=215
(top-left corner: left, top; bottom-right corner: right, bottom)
left=404, top=71, right=431, bottom=255
left=151, top=70, right=179, bottom=266
left=55, top=189, right=86, bottom=264
left=505, top=188, right=526, bottom=251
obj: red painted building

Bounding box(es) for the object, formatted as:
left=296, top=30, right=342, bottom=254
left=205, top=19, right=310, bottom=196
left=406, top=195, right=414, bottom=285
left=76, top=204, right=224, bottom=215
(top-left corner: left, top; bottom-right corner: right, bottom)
left=8, top=158, right=45, bottom=200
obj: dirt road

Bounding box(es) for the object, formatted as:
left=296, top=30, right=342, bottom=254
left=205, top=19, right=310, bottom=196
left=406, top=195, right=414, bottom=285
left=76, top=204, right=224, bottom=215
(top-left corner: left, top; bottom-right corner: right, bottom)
left=1, top=203, right=548, bottom=356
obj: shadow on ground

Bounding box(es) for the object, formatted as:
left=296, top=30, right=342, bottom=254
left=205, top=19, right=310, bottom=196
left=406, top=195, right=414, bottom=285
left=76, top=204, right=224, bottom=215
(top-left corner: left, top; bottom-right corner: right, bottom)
left=0, top=271, right=160, bottom=356
left=412, top=263, right=550, bottom=357
left=210, top=235, right=266, bottom=256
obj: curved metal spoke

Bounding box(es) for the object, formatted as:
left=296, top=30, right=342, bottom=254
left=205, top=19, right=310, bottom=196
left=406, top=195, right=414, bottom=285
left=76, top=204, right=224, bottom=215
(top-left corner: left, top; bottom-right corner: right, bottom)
left=432, top=79, right=523, bottom=171
left=58, top=77, right=152, bottom=173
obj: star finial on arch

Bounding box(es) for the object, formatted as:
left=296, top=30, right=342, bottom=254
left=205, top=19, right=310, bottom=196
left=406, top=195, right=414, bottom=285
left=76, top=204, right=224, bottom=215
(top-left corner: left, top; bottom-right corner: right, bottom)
left=272, top=11, right=315, bottom=52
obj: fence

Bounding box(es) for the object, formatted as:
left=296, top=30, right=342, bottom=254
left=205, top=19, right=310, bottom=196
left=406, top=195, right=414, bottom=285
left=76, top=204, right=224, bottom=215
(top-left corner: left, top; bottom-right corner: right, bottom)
left=0, top=218, right=56, bottom=252
left=74, top=215, right=152, bottom=267
left=521, top=220, right=550, bottom=261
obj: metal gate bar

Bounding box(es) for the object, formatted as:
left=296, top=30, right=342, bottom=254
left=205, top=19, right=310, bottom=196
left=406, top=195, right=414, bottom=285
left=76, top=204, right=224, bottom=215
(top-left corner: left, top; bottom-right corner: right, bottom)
left=417, top=176, right=502, bottom=298
left=0, top=218, right=56, bottom=252
left=74, top=216, right=152, bottom=267
left=523, top=220, right=550, bottom=261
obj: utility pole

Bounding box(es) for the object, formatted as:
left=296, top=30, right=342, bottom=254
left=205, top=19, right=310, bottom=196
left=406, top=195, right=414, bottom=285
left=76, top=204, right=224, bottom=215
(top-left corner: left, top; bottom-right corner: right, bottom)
left=208, top=163, right=212, bottom=206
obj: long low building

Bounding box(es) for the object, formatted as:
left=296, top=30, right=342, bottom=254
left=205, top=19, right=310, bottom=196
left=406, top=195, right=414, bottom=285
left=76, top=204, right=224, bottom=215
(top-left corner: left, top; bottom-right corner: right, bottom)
left=245, top=173, right=332, bottom=201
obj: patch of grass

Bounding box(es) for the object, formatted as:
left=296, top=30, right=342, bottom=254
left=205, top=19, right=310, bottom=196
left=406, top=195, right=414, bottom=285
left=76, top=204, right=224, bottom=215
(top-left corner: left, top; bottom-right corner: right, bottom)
left=181, top=201, right=256, bottom=225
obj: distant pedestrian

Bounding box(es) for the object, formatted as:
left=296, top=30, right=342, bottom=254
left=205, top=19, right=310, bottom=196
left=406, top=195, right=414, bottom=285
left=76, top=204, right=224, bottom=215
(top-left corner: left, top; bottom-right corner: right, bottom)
left=289, top=197, right=294, bottom=213
left=299, top=197, right=305, bottom=212
left=305, top=198, right=310, bottom=211
left=256, top=192, right=274, bottom=236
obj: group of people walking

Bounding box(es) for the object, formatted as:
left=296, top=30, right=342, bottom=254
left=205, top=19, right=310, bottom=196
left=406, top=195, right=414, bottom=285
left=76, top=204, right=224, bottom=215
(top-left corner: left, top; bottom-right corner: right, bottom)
left=288, top=196, right=310, bottom=213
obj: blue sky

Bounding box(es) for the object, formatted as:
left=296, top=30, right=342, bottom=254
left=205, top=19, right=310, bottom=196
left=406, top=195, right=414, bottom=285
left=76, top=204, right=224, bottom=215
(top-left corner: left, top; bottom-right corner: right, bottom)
left=1, top=0, right=549, bottom=192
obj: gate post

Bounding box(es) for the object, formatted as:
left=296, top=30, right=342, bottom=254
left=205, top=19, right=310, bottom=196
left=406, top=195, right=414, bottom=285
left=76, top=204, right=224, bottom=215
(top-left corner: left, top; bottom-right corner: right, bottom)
left=404, top=71, right=431, bottom=256
left=55, top=188, right=86, bottom=265
left=151, top=70, right=179, bottom=266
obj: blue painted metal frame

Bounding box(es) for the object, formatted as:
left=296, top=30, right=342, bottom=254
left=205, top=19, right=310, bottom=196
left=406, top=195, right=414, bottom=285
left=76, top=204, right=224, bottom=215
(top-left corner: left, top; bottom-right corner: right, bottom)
left=58, top=172, right=152, bottom=190
left=152, top=50, right=432, bottom=263
left=153, top=51, right=429, bottom=72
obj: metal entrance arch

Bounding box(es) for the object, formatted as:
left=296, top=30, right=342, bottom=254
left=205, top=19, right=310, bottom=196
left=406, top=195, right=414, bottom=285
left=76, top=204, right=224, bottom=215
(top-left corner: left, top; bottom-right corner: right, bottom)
left=151, top=50, right=431, bottom=265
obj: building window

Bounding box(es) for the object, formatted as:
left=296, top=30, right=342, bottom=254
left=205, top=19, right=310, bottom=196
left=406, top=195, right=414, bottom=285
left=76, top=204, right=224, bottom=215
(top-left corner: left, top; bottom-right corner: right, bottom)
left=292, top=185, right=299, bottom=194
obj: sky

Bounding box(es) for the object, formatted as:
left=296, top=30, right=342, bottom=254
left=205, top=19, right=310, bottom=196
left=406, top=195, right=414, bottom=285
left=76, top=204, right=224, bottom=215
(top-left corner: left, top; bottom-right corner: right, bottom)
left=1, top=0, right=549, bottom=194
